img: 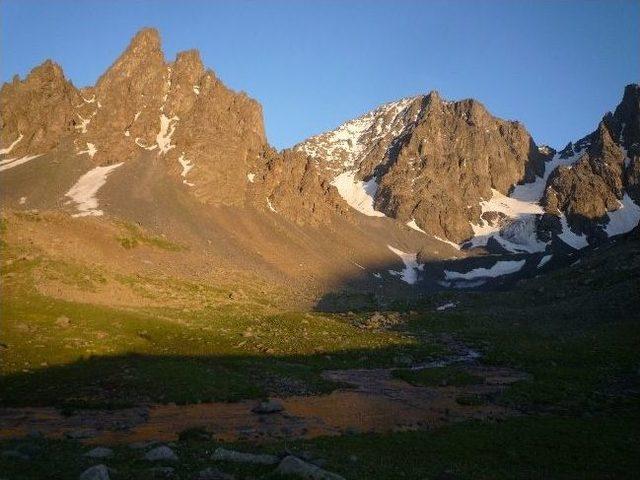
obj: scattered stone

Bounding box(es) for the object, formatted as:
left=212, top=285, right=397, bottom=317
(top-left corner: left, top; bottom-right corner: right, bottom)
left=252, top=399, right=283, bottom=414
left=355, top=311, right=403, bottom=330
left=275, top=456, right=345, bottom=480
left=79, top=464, right=110, bottom=480
left=144, top=445, right=178, bottom=462
left=85, top=447, right=114, bottom=459
left=55, top=316, right=71, bottom=328
left=196, top=467, right=235, bottom=480
left=212, top=447, right=279, bottom=465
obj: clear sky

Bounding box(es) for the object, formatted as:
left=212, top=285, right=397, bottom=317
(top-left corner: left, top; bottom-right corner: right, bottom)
left=1, top=0, right=638, bottom=150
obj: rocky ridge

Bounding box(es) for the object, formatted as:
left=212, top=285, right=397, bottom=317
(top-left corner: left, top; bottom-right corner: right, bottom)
left=1, top=27, right=639, bottom=290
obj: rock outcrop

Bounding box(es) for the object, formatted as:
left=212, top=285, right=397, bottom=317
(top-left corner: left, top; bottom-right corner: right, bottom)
left=542, top=84, right=640, bottom=241
left=295, top=92, right=548, bottom=243
left=0, top=61, right=82, bottom=156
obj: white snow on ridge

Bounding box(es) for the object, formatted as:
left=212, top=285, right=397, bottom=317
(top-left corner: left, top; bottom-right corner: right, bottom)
left=135, top=138, right=157, bottom=151
left=65, top=163, right=123, bottom=217
left=77, top=143, right=97, bottom=158
left=537, top=254, right=552, bottom=268
left=407, top=218, right=461, bottom=250
left=178, top=153, right=195, bottom=186
left=156, top=114, right=179, bottom=154
left=296, top=96, right=417, bottom=169
left=267, top=198, right=277, bottom=213
left=0, top=154, right=43, bottom=172
left=468, top=147, right=587, bottom=252
left=247, top=173, right=255, bottom=183
left=444, top=260, right=525, bottom=281
left=436, top=302, right=457, bottom=311
left=387, top=245, right=423, bottom=285
left=604, top=194, right=640, bottom=237
left=331, top=171, right=386, bottom=217
left=0, top=133, right=24, bottom=155
left=407, top=219, right=426, bottom=233
left=557, top=215, right=589, bottom=249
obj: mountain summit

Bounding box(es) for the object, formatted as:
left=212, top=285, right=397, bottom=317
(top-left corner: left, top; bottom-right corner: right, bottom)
left=1, top=28, right=639, bottom=296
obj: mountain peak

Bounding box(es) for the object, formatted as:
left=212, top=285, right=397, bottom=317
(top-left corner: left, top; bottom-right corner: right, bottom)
left=26, top=59, right=67, bottom=84
left=128, top=27, right=162, bottom=54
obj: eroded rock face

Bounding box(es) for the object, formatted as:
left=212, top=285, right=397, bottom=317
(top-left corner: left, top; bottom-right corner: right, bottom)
left=255, top=148, right=350, bottom=225
left=542, top=84, right=640, bottom=239
left=295, top=92, right=548, bottom=243
left=0, top=61, right=82, bottom=156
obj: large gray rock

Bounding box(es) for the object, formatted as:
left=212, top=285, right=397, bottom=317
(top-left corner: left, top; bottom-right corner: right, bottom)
left=79, top=464, right=110, bottom=480
left=144, top=445, right=178, bottom=462
left=212, top=447, right=279, bottom=465
left=275, top=456, right=345, bottom=480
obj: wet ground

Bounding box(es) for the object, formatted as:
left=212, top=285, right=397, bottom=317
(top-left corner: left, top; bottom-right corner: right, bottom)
left=0, top=355, right=528, bottom=445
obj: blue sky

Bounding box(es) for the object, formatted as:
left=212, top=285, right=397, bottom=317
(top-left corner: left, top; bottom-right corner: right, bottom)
left=1, top=0, right=638, bottom=150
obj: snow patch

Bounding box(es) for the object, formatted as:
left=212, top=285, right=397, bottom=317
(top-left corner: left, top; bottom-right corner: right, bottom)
left=77, top=143, right=97, bottom=158
left=331, top=171, right=386, bottom=217
left=558, top=215, right=589, bottom=249
left=65, top=163, right=123, bottom=217
left=135, top=138, right=157, bottom=151
left=604, top=194, right=640, bottom=237
left=156, top=114, right=179, bottom=154
left=247, top=173, right=255, bottom=183
left=19, top=196, right=26, bottom=205
left=193, top=85, right=200, bottom=95
left=178, top=153, right=195, bottom=186
left=0, top=154, right=43, bottom=172
left=537, top=254, right=552, bottom=268
left=407, top=219, right=461, bottom=250
left=0, top=133, right=24, bottom=155
left=75, top=113, right=91, bottom=133
left=267, top=198, right=277, bottom=213
left=406, top=219, right=426, bottom=233
left=444, top=260, right=525, bottom=281
left=436, top=302, right=457, bottom=311
left=387, top=245, right=423, bottom=285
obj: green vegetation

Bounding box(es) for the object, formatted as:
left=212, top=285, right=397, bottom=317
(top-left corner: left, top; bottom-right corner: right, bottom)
left=1, top=414, right=638, bottom=479
left=116, top=221, right=184, bottom=251
left=1, top=228, right=638, bottom=478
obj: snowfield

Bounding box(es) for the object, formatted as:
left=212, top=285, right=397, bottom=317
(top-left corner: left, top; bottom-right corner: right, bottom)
left=0, top=154, right=44, bottom=172
left=331, top=171, right=386, bottom=217
left=65, top=163, right=123, bottom=217
left=0, top=133, right=24, bottom=155
left=444, top=260, right=526, bottom=281
left=387, top=245, right=423, bottom=285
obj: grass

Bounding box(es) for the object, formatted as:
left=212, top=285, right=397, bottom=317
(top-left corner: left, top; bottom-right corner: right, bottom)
left=115, top=221, right=184, bottom=251
left=0, top=224, right=639, bottom=478
left=0, top=246, right=445, bottom=408
left=1, top=413, right=638, bottom=479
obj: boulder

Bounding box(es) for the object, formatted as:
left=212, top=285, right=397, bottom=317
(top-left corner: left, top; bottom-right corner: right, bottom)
left=144, top=445, right=178, bottom=462
left=212, top=447, right=279, bottom=465
left=275, top=456, right=345, bottom=480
